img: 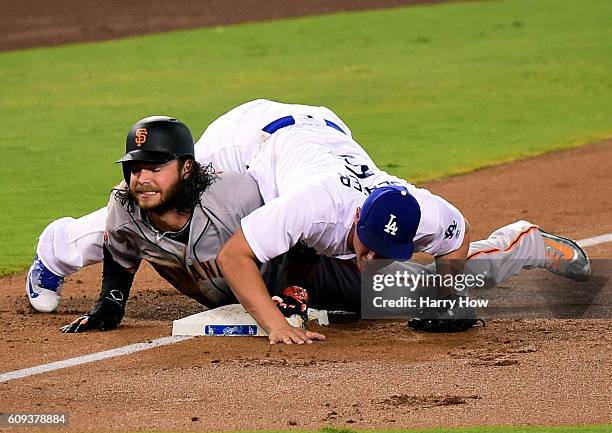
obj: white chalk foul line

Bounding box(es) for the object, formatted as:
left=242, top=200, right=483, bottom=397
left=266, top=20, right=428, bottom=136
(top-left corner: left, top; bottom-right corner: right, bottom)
left=2, top=231, right=612, bottom=385
left=0, top=335, right=193, bottom=383
left=577, top=233, right=612, bottom=248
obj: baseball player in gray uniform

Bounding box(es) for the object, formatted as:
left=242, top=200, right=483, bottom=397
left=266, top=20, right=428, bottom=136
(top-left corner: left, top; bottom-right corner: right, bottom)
left=29, top=101, right=355, bottom=313
left=31, top=101, right=590, bottom=344
left=58, top=115, right=363, bottom=336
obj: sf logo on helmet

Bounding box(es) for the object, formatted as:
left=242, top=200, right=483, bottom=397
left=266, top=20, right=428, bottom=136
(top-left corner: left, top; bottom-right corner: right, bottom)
left=135, top=128, right=148, bottom=147
left=384, top=214, right=399, bottom=236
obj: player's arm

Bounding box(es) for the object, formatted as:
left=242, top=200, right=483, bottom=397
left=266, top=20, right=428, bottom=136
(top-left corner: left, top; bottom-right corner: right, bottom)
left=434, top=219, right=471, bottom=295
left=61, top=245, right=138, bottom=333
left=217, top=229, right=325, bottom=345
left=414, top=190, right=471, bottom=296
left=217, top=186, right=332, bottom=345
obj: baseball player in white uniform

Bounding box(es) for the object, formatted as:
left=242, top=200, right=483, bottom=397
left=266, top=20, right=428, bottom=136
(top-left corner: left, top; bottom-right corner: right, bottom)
left=28, top=100, right=592, bottom=342
left=207, top=102, right=591, bottom=342
left=29, top=100, right=352, bottom=311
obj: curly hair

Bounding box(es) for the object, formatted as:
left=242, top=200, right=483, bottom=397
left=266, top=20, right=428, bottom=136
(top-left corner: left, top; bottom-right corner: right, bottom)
left=114, top=159, right=217, bottom=214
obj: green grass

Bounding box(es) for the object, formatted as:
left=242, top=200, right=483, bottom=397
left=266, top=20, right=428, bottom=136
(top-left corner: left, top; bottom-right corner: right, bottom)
left=314, top=427, right=612, bottom=433
left=349, top=427, right=612, bottom=433
left=1, top=0, right=611, bottom=274
left=156, top=425, right=612, bottom=433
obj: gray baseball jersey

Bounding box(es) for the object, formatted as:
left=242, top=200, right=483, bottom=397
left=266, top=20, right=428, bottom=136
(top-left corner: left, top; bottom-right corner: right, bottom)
left=104, top=171, right=263, bottom=308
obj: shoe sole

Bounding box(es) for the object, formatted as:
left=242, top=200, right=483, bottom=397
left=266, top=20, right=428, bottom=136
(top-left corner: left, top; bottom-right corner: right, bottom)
left=539, top=228, right=592, bottom=281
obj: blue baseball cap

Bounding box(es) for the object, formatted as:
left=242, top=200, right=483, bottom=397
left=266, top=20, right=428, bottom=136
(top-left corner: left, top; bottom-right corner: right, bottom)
left=357, top=186, right=421, bottom=260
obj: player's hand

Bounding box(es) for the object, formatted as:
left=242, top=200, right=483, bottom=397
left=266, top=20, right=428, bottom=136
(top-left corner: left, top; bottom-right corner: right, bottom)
left=60, top=310, right=122, bottom=333
left=268, top=324, right=325, bottom=345
left=60, top=290, right=126, bottom=333
left=61, top=315, right=102, bottom=333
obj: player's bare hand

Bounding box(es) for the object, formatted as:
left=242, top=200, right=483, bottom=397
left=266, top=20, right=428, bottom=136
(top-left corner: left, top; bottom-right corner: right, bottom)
left=268, top=325, right=325, bottom=345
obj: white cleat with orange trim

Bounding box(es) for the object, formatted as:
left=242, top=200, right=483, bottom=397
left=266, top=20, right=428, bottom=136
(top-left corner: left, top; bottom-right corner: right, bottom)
left=539, top=229, right=592, bottom=282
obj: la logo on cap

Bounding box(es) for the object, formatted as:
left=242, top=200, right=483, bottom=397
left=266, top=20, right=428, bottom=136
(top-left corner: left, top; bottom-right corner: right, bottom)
left=384, top=214, right=398, bottom=235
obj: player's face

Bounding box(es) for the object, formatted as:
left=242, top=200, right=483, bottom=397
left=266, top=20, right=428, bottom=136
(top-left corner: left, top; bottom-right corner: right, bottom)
left=353, top=230, right=391, bottom=272
left=128, top=160, right=184, bottom=212
left=352, top=209, right=392, bottom=272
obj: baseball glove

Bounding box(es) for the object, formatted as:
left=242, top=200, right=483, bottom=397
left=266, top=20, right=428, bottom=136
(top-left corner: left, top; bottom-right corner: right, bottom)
left=407, top=295, right=485, bottom=333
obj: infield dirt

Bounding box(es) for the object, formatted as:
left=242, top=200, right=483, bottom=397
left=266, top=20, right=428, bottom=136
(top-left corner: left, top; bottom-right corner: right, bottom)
left=0, top=0, right=453, bottom=52
left=1, top=1, right=611, bottom=431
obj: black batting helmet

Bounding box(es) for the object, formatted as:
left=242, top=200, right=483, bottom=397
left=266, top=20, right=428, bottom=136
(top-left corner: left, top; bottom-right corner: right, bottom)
left=117, top=116, right=195, bottom=183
